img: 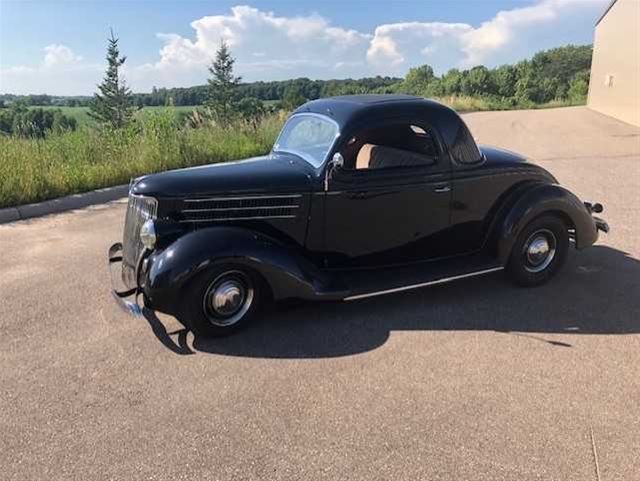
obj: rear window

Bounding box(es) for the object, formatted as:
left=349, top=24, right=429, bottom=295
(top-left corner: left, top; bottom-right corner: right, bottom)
left=450, top=123, right=482, bottom=164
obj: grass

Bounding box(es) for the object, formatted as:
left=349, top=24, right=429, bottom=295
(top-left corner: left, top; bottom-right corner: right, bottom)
left=433, top=95, right=584, bottom=113
left=0, top=111, right=284, bottom=209
left=33, top=105, right=201, bottom=127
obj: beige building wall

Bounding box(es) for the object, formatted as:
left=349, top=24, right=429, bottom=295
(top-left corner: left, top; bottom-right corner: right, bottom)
left=588, top=0, right=640, bottom=127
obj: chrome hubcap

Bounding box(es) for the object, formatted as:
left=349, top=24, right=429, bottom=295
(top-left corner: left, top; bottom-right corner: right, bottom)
left=523, top=229, right=556, bottom=273
left=212, top=281, right=245, bottom=316
left=203, top=271, right=254, bottom=327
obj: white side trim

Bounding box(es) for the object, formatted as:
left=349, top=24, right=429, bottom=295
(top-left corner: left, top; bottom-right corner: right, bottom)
left=343, top=266, right=504, bottom=301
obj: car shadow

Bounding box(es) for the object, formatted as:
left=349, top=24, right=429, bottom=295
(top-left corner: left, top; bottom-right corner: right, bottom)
left=142, top=245, right=640, bottom=358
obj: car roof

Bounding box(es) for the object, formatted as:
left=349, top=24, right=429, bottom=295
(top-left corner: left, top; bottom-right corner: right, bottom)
left=317, top=94, right=421, bottom=105
left=292, top=94, right=463, bottom=146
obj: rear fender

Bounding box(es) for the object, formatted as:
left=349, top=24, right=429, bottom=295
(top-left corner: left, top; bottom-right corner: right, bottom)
left=145, top=226, right=333, bottom=310
left=497, top=183, right=597, bottom=264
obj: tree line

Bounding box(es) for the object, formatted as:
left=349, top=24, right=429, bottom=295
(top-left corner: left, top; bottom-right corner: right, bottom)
left=1, top=44, right=592, bottom=111
left=394, top=45, right=592, bottom=106
left=0, top=103, right=77, bottom=137
left=0, top=76, right=402, bottom=109
left=129, top=44, right=592, bottom=109
left=0, top=33, right=592, bottom=138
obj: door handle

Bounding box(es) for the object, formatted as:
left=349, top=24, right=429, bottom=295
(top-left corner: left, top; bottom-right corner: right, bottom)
left=434, top=184, right=451, bottom=193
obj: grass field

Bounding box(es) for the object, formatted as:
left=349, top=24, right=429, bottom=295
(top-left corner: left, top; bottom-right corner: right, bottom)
left=34, top=105, right=201, bottom=127
left=0, top=112, right=284, bottom=209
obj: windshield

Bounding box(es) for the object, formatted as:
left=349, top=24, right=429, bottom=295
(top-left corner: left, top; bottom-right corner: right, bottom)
left=273, top=114, right=339, bottom=168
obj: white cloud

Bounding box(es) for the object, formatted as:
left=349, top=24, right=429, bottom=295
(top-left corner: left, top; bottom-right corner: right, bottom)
left=460, top=0, right=600, bottom=67
left=1, top=44, right=100, bottom=95
left=137, top=5, right=371, bottom=87
left=0, top=1, right=607, bottom=95
left=43, top=44, right=83, bottom=68
left=367, top=0, right=607, bottom=74
left=367, top=22, right=473, bottom=72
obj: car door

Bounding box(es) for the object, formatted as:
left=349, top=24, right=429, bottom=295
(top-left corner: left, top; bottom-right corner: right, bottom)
left=323, top=121, right=453, bottom=268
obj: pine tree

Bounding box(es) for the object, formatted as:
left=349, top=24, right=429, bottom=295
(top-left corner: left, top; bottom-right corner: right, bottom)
left=206, top=40, right=241, bottom=124
left=89, top=29, right=135, bottom=129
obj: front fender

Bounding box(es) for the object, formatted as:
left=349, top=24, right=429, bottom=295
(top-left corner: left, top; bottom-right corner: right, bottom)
left=144, top=226, right=336, bottom=313
left=497, top=183, right=597, bottom=264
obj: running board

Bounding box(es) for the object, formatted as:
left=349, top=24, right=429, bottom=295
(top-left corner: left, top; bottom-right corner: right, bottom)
left=343, top=266, right=504, bottom=301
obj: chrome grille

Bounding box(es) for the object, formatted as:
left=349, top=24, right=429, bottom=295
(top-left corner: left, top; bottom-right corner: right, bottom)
left=122, top=194, right=157, bottom=267
left=180, top=195, right=301, bottom=223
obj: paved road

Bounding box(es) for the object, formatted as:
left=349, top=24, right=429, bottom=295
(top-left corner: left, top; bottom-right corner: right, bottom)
left=1, top=107, right=639, bottom=480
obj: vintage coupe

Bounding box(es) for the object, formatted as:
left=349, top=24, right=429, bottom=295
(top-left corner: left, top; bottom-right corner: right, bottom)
left=109, top=95, right=608, bottom=336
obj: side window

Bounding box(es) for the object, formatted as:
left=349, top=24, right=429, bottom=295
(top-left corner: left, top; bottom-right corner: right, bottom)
left=342, top=123, right=439, bottom=171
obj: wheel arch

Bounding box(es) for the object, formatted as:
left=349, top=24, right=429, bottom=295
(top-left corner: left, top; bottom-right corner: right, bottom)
left=494, top=183, right=597, bottom=264
left=143, top=226, right=333, bottom=314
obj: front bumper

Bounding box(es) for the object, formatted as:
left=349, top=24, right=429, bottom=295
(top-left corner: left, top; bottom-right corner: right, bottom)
left=108, top=242, right=143, bottom=316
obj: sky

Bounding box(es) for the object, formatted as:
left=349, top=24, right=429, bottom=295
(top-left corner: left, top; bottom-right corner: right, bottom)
left=0, top=0, right=609, bottom=95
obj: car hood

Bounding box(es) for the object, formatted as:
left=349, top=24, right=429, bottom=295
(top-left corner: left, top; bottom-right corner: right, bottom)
left=131, top=152, right=313, bottom=198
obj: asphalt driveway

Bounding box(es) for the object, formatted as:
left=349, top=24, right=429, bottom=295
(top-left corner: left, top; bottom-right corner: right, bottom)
left=1, top=106, right=639, bottom=480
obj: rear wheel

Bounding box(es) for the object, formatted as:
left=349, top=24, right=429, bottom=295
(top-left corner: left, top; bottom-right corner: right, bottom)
left=177, top=265, right=264, bottom=337
left=506, top=215, right=569, bottom=287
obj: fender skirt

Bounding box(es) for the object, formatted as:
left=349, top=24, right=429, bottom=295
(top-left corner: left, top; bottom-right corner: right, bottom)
left=143, top=226, right=343, bottom=314
left=496, top=183, right=598, bottom=264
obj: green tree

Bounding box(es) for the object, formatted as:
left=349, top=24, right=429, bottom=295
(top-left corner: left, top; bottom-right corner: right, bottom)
left=1, top=103, right=76, bottom=138
left=530, top=45, right=593, bottom=88
left=513, top=61, right=540, bottom=104
left=400, top=65, right=435, bottom=95
left=462, top=66, right=495, bottom=96
left=492, top=65, right=517, bottom=98
left=89, top=29, right=136, bottom=129
left=206, top=40, right=241, bottom=124
left=282, top=86, right=306, bottom=110
left=51, top=110, right=77, bottom=133
left=568, top=70, right=590, bottom=103
left=440, top=69, right=463, bottom=96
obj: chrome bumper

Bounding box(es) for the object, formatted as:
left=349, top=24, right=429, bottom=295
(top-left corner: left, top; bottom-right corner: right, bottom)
left=108, top=242, right=143, bottom=317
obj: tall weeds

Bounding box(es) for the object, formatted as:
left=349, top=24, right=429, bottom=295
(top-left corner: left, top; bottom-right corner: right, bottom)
left=0, top=112, right=282, bottom=208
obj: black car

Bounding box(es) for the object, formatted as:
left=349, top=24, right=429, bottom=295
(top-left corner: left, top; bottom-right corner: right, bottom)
left=109, top=94, right=609, bottom=336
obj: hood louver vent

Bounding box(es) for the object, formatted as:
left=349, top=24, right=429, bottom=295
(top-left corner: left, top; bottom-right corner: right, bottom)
left=180, top=194, right=301, bottom=223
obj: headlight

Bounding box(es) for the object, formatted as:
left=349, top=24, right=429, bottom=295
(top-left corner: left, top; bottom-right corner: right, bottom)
left=140, top=219, right=157, bottom=249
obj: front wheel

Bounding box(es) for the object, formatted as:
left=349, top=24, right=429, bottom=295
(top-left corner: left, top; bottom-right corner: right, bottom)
left=177, top=265, right=264, bottom=337
left=506, top=215, right=569, bottom=287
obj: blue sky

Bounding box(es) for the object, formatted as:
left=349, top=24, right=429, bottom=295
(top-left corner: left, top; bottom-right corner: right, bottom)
left=0, top=0, right=608, bottom=95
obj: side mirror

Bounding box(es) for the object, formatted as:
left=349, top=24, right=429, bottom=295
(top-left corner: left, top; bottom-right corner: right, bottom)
left=324, top=152, right=344, bottom=191
left=330, top=152, right=344, bottom=170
